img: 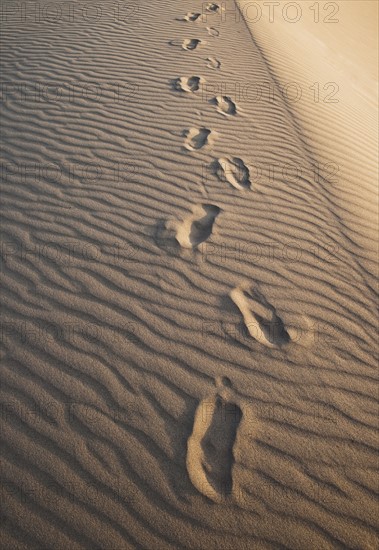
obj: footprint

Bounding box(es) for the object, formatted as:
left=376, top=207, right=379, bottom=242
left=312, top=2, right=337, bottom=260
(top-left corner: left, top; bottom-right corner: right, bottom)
left=212, top=95, right=237, bottom=116
left=174, top=76, right=203, bottom=93
left=206, top=3, right=221, bottom=13
left=172, top=203, right=221, bottom=249
left=230, top=284, right=291, bottom=348
left=182, top=39, right=202, bottom=51
left=184, top=127, right=212, bottom=151
left=207, top=27, right=220, bottom=37
left=179, top=12, right=201, bottom=22
left=206, top=57, right=221, bottom=70
left=215, top=157, right=251, bottom=190
left=186, top=378, right=242, bottom=503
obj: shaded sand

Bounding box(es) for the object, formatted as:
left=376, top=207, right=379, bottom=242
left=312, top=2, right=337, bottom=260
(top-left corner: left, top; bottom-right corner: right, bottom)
left=186, top=377, right=242, bottom=504
left=1, top=0, right=378, bottom=549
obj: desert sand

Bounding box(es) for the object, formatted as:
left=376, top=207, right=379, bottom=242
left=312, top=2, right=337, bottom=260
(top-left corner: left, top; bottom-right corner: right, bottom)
left=1, top=0, right=378, bottom=549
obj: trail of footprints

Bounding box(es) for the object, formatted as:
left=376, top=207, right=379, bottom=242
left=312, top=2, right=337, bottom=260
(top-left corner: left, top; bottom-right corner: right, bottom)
left=165, top=3, right=292, bottom=503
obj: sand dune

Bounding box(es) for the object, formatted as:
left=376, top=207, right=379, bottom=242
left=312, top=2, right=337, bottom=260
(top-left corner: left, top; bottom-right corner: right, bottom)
left=1, top=0, right=378, bottom=549
left=237, top=0, right=378, bottom=275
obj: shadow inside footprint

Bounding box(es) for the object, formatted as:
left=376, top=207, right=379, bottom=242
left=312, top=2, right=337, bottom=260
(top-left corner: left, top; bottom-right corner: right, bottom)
left=215, top=157, right=251, bottom=190
left=174, top=204, right=221, bottom=249
left=189, top=204, right=220, bottom=247
left=187, top=392, right=242, bottom=502
left=206, top=2, right=221, bottom=12
left=201, top=396, right=242, bottom=498
left=184, top=127, right=211, bottom=151
left=230, top=285, right=291, bottom=348
left=255, top=312, right=290, bottom=347
left=206, top=57, right=221, bottom=70
left=174, top=76, right=202, bottom=92
left=179, top=12, right=201, bottom=22
left=182, top=39, right=202, bottom=51
left=207, top=27, right=220, bottom=37
left=211, top=95, right=237, bottom=116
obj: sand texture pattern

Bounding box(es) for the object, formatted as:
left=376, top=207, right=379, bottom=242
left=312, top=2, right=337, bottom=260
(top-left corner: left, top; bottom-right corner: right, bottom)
left=1, top=1, right=378, bottom=549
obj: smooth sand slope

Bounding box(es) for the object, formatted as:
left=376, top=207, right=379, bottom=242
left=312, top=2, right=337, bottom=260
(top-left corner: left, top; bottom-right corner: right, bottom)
left=237, top=0, right=378, bottom=273
left=1, top=1, right=378, bottom=549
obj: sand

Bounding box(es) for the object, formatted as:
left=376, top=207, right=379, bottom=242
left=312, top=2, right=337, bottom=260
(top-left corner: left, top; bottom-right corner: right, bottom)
left=1, top=1, right=378, bottom=549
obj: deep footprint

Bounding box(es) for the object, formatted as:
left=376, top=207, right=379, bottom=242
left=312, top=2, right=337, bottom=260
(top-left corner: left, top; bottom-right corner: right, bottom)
left=184, top=127, right=212, bottom=151
left=206, top=3, right=221, bottom=13
left=182, top=39, right=202, bottom=51
left=206, top=57, right=221, bottom=70
left=230, top=284, right=291, bottom=348
left=175, top=204, right=221, bottom=249
left=212, top=95, right=237, bottom=116
left=187, top=390, right=242, bottom=502
left=174, top=76, right=202, bottom=92
left=216, top=157, right=251, bottom=190
left=180, top=12, right=201, bottom=22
